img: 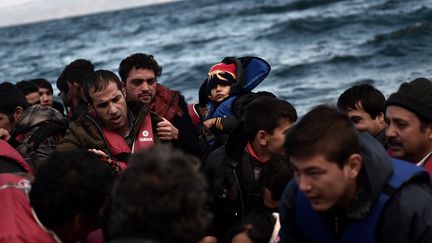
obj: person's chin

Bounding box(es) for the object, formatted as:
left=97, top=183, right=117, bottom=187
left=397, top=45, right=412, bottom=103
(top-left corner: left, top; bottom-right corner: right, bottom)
left=309, top=198, right=331, bottom=212
left=139, top=97, right=152, bottom=104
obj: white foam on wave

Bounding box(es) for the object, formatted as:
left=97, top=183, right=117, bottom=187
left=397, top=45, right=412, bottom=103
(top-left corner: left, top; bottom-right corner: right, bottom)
left=0, top=0, right=181, bottom=28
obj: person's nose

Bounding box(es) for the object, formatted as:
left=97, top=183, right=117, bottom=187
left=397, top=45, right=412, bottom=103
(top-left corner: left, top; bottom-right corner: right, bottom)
left=385, top=123, right=397, bottom=138
left=108, top=103, right=117, bottom=115
left=296, top=174, right=312, bottom=193
left=140, top=81, right=150, bottom=91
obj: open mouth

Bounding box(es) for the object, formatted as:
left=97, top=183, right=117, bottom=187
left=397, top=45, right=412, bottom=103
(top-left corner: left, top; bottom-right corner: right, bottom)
left=110, top=115, right=122, bottom=123
left=307, top=195, right=321, bottom=204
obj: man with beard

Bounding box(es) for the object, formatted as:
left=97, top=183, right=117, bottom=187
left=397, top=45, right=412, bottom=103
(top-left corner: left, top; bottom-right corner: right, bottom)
left=385, top=77, right=432, bottom=175
left=119, top=53, right=199, bottom=156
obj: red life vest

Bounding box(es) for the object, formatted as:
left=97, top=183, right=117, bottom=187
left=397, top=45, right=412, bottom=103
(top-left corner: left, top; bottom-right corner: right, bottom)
left=0, top=140, right=33, bottom=174
left=422, top=155, right=432, bottom=176
left=0, top=174, right=57, bottom=242
left=101, top=113, right=155, bottom=171
left=389, top=149, right=432, bottom=177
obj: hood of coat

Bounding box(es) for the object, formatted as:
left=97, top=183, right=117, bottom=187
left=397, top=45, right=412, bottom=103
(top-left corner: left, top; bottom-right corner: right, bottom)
left=357, top=132, right=393, bottom=199
left=15, top=105, right=66, bottom=132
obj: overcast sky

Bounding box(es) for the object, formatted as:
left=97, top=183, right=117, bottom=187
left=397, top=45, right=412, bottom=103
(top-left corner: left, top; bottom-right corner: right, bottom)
left=0, top=0, right=178, bottom=27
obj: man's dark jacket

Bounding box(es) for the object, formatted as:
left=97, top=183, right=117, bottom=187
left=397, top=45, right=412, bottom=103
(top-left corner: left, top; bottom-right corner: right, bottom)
left=204, top=124, right=267, bottom=242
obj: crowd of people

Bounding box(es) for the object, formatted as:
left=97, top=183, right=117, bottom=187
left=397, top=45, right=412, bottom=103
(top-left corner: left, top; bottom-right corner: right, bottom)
left=1, top=52, right=432, bottom=243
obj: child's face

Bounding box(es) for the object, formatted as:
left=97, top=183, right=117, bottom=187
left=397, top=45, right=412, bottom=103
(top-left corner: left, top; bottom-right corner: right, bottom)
left=210, top=84, right=231, bottom=103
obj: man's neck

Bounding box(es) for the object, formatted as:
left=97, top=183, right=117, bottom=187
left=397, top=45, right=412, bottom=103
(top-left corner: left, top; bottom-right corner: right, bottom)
left=249, top=140, right=271, bottom=162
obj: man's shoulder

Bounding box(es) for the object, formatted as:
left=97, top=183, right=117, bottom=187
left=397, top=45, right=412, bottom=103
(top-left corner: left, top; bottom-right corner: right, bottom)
left=379, top=181, right=432, bottom=242
left=387, top=180, right=432, bottom=213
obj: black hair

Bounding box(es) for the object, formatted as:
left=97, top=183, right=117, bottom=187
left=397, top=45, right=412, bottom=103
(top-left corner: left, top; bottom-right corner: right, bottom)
left=106, top=145, right=210, bottom=243
left=118, top=53, right=162, bottom=82
left=260, top=155, right=293, bottom=202
left=243, top=97, right=297, bottom=142
left=0, top=82, right=29, bottom=120
left=284, top=105, right=360, bottom=168
left=15, top=80, right=39, bottom=95
left=337, top=84, right=385, bottom=119
left=83, top=70, right=123, bottom=103
left=56, top=59, right=94, bottom=92
left=228, top=212, right=275, bottom=243
left=31, top=78, right=53, bottom=94
left=29, top=150, right=114, bottom=229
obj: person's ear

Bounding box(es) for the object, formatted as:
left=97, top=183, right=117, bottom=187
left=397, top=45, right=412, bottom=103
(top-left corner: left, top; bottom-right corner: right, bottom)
left=376, top=112, right=385, bottom=124
left=345, top=153, right=362, bottom=179
left=122, top=82, right=127, bottom=94
left=256, top=130, right=268, bottom=146
left=88, top=103, right=95, bottom=113
left=13, top=106, right=24, bottom=121
left=426, top=123, right=432, bottom=140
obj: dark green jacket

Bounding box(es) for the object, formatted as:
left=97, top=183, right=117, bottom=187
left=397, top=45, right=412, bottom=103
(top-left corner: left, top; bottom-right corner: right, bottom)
left=57, top=101, right=162, bottom=160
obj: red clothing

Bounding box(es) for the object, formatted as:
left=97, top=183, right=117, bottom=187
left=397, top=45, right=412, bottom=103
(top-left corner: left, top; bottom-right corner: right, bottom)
left=0, top=139, right=33, bottom=174
left=423, top=155, right=432, bottom=176
left=151, top=84, right=183, bottom=122
left=0, top=174, right=58, bottom=242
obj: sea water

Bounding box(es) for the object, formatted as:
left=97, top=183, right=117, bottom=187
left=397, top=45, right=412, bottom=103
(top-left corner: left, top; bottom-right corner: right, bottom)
left=1, top=0, right=431, bottom=115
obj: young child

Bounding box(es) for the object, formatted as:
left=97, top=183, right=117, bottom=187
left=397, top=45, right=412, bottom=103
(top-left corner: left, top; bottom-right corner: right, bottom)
left=202, top=62, right=237, bottom=134
left=199, top=57, right=271, bottom=141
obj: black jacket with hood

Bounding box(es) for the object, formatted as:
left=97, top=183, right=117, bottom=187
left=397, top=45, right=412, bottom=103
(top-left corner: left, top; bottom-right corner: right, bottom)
left=204, top=124, right=268, bottom=242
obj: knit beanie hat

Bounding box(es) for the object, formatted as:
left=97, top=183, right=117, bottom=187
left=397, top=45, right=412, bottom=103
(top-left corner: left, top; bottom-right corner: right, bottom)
left=206, top=63, right=237, bottom=95
left=386, top=77, right=432, bottom=122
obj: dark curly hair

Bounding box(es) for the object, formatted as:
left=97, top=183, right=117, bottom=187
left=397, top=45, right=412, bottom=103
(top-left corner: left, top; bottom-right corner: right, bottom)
left=106, top=145, right=210, bottom=243
left=118, top=53, right=162, bottom=82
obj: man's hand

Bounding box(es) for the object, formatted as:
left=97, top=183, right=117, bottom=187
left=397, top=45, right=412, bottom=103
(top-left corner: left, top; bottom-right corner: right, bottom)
left=0, top=128, right=11, bottom=141
left=203, top=118, right=216, bottom=130
left=156, top=117, right=179, bottom=141
left=88, top=149, right=109, bottom=158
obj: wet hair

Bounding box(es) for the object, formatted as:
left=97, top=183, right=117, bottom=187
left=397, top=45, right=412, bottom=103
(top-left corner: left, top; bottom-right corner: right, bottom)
left=15, top=80, right=39, bottom=96
left=118, top=53, right=162, bottom=82
left=0, top=82, right=29, bottom=120
left=284, top=105, right=360, bottom=168
left=243, top=97, right=297, bottom=142
left=228, top=212, right=275, bottom=243
left=57, top=59, right=94, bottom=92
left=337, top=84, right=385, bottom=119
left=83, top=70, right=123, bottom=103
left=106, top=145, right=210, bottom=243
left=31, top=78, right=53, bottom=94
left=29, top=150, right=114, bottom=229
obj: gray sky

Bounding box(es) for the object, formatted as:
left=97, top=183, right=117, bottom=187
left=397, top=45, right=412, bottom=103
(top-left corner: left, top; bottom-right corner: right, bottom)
left=0, top=0, right=178, bottom=27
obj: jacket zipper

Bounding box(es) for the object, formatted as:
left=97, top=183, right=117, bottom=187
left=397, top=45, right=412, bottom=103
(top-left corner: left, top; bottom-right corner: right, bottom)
left=233, top=168, right=245, bottom=218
